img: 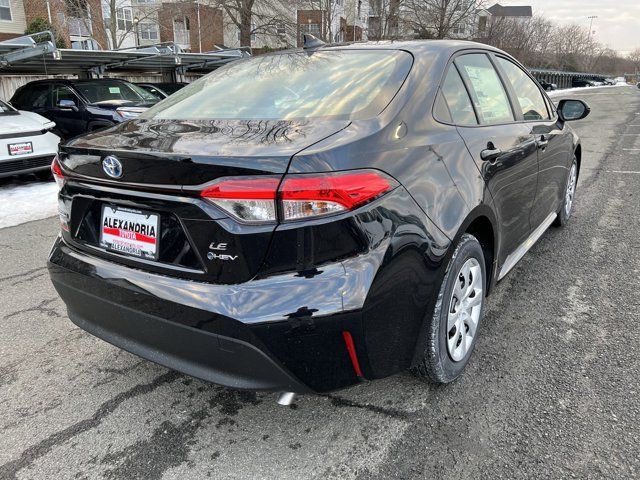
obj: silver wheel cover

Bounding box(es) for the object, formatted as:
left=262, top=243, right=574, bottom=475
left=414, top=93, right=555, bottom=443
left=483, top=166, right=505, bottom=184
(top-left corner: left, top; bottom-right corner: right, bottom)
left=565, top=163, right=577, bottom=217
left=447, top=258, right=483, bottom=362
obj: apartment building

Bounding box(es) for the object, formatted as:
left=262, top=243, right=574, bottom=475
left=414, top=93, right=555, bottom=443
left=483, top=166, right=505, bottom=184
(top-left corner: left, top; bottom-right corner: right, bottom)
left=1, top=0, right=369, bottom=53
left=476, top=3, right=532, bottom=38
left=132, top=0, right=223, bottom=52
left=0, top=0, right=27, bottom=42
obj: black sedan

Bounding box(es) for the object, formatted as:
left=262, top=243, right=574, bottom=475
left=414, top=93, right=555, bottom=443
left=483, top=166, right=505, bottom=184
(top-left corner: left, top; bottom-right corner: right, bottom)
left=47, top=40, right=589, bottom=401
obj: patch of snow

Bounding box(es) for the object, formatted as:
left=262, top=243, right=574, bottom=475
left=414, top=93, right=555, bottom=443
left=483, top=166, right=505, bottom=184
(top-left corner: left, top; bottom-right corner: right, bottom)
left=547, top=84, right=630, bottom=97
left=0, top=178, right=58, bottom=229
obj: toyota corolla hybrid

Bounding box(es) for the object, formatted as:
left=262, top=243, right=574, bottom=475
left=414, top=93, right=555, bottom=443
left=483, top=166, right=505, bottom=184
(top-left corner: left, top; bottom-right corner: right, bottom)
left=47, top=39, right=590, bottom=399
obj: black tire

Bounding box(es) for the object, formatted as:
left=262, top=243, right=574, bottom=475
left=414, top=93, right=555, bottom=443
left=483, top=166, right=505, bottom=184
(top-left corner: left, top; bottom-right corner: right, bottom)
left=412, top=233, right=486, bottom=383
left=553, top=156, right=578, bottom=227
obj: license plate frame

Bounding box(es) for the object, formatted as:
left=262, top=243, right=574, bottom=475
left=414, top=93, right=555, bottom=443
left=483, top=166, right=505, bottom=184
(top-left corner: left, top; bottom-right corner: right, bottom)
left=8, top=141, right=33, bottom=156
left=99, top=205, right=160, bottom=261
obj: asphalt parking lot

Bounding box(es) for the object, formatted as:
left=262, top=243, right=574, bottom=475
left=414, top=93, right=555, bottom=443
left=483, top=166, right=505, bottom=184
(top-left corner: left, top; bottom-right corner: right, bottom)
left=1, top=86, right=639, bottom=479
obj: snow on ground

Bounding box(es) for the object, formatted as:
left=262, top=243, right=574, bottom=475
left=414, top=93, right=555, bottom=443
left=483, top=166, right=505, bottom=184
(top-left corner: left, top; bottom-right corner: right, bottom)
left=547, top=84, right=631, bottom=97
left=0, top=178, right=58, bottom=229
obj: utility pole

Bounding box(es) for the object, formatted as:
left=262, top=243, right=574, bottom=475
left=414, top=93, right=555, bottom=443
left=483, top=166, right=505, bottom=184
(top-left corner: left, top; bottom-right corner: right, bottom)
left=587, top=15, right=597, bottom=41
left=197, top=1, right=202, bottom=53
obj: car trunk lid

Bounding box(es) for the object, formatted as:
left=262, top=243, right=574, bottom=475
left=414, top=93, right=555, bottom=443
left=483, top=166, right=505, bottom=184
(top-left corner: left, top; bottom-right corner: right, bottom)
left=58, top=118, right=350, bottom=284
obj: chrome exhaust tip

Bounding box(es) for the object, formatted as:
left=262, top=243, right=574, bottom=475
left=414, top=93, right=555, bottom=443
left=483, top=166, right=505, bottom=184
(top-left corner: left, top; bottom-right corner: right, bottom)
left=276, top=392, right=297, bottom=406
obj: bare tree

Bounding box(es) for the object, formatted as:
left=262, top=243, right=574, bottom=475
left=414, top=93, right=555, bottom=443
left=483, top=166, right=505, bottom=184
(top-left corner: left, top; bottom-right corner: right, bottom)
left=627, top=48, right=640, bottom=74
left=403, top=0, right=482, bottom=40
left=207, top=0, right=295, bottom=47
left=479, top=14, right=554, bottom=67
left=100, top=0, right=162, bottom=49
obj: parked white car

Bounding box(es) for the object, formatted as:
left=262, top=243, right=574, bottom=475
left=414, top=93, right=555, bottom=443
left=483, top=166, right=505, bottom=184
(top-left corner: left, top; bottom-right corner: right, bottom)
left=0, top=99, right=60, bottom=179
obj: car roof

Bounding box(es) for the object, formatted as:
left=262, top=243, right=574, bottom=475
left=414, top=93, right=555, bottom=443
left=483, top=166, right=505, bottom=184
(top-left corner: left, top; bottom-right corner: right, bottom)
left=299, top=39, right=505, bottom=57
left=20, top=78, right=134, bottom=87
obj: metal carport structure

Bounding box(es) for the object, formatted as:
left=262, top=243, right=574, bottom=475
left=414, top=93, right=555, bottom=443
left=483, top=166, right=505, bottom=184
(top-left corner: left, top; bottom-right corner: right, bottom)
left=0, top=32, right=249, bottom=81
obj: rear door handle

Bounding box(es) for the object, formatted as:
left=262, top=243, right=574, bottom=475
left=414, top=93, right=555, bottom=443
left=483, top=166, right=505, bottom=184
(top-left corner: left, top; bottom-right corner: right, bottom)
left=480, top=146, right=502, bottom=162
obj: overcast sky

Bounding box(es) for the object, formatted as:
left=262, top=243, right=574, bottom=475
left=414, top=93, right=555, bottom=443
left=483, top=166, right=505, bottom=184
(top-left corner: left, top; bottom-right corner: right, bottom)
left=502, top=0, right=640, bottom=54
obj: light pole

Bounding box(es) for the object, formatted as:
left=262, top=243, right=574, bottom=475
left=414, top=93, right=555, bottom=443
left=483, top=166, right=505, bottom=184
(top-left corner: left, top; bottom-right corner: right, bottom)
left=587, top=15, right=597, bottom=41
left=133, top=16, right=139, bottom=47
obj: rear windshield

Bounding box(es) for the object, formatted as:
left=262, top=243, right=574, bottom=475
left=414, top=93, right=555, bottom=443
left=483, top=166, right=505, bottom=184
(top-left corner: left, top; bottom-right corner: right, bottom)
left=75, top=81, right=158, bottom=104
left=140, top=50, right=413, bottom=121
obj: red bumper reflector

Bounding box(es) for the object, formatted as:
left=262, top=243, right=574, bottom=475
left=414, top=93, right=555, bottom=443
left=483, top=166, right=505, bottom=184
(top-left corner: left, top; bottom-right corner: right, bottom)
left=342, top=331, right=363, bottom=378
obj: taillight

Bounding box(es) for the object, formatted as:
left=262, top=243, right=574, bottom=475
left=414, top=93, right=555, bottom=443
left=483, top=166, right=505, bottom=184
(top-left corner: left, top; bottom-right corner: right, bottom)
left=200, top=170, right=396, bottom=224
left=280, top=171, right=396, bottom=221
left=51, top=156, right=65, bottom=190
left=201, top=176, right=280, bottom=223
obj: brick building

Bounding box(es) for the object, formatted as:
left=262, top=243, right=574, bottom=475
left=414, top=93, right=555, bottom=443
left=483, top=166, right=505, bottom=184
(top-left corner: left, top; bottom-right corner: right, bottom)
left=1, top=0, right=368, bottom=53
left=21, top=0, right=109, bottom=49
left=151, top=1, right=223, bottom=52
left=1, top=0, right=224, bottom=53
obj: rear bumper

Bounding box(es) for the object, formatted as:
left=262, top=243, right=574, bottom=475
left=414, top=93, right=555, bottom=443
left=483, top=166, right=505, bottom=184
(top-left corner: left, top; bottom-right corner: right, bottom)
left=48, top=238, right=367, bottom=393
left=0, top=154, right=55, bottom=177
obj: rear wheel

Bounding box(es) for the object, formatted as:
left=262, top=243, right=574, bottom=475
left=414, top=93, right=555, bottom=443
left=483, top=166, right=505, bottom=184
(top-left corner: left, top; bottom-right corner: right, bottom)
left=553, top=156, right=578, bottom=227
left=412, top=234, right=486, bottom=383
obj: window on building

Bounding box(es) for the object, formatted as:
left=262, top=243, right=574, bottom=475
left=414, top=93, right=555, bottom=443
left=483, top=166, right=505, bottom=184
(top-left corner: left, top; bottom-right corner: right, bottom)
left=478, top=16, right=487, bottom=34
left=0, top=0, right=13, bottom=21
left=276, top=21, right=286, bottom=36
left=139, top=22, right=159, bottom=41
left=300, top=22, right=321, bottom=37
left=173, top=16, right=190, bottom=46
left=116, top=7, right=133, bottom=31
left=67, top=0, right=92, bottom=37
left=101, top=0, right=110, bottom=20
left=451, top=23, right=466, bottom=35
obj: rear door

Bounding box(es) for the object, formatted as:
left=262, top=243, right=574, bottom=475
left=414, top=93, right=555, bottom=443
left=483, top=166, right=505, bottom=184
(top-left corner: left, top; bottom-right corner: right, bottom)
left=492, top=55, right=574, bottom=228
left=448, top=52, right=538, bottom=259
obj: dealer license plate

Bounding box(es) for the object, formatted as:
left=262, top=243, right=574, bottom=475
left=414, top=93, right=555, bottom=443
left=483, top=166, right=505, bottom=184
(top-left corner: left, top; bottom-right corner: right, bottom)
left=100, top=205, right=160, bottom=260
left=8, top=142, right=33, bottom=156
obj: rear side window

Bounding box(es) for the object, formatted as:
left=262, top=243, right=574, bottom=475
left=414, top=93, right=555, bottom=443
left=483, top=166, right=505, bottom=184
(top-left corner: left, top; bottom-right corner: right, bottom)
left=439, top=66, right=477, bottom=125
left=13, top=84, right=50, bottom=109
left=495, top=57, right=549, bottom=120
left=455, top=54, right=514, bottom=125
left=141, top=50, right=413, bottom=121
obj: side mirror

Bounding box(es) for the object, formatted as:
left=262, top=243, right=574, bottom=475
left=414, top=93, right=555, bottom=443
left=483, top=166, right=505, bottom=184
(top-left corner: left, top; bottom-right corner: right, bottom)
left=557, top=99, right=590, bottom=122
left=57, top=99, right=78, bottom=112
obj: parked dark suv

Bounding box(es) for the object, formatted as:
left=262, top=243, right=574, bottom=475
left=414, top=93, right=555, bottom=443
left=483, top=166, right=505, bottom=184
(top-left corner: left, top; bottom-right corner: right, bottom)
left=48, top=40, right=590, bottom=399
left=10, top=79, right=159, bottom=140
left=136, top=82, right=188, bottom=99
